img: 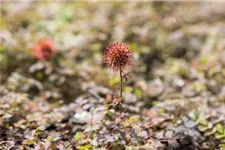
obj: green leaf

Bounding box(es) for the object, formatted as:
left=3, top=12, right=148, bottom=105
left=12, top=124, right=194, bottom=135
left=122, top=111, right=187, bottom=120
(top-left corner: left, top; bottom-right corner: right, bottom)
left=189, top=110, right=200, bottom=122
left=216, top=124, right=225, bottom=134
left=129, top=116, right=136, bottom=122
left=74, top=132, right=83, bottom=142
left=198, top=124, right=208, bottom=132
left=25, top=139, right=34, bottom=145
left=109, top=76, right=120, bottom=86
left=190, top=81, right=206, bottom=93
left=200, top=56, right=209, bottom=65
left=215, top=133, right=225, bottom=140
left=79, top=144, right=92, bottom=150
left=126, top=146, right=132, bottom=150
left=45, top=136, right=54, bottom=142
left=220, top=143, right=225, bottom=149
left=199, top=119, right=208, bottom=126
left=36, top=72, right=43, bottom=79
left=134, top=88, right=143, bottom=98
left=124, top=86, right=132, bottom=92
left=105, top=110, right=115, bottom=121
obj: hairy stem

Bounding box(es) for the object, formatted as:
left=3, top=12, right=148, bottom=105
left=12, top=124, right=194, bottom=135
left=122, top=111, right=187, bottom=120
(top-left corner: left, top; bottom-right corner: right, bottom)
left=119, top=67, right=123, bottom=97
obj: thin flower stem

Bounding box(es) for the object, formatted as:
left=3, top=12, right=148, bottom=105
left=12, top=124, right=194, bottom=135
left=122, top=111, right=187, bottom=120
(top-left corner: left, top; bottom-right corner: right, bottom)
left=119, top=67, right=123, bottom=98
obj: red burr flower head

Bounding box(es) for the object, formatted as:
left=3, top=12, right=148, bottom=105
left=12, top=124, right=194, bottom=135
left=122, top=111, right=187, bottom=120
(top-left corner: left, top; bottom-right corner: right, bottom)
left=33, top=39, right=55, bottom=60
left=104, top=42, right=132, bottom=71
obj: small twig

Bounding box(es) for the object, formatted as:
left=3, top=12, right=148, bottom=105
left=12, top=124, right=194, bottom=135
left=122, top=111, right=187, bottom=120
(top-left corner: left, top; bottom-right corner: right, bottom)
left=119, top=66, right=123, bottom=98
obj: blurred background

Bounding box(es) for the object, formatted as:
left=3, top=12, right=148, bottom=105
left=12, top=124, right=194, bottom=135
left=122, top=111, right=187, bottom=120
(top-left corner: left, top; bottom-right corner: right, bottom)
left=1, top=1, right=225, bottom=102
left=0, top=1, right=225, bottom=149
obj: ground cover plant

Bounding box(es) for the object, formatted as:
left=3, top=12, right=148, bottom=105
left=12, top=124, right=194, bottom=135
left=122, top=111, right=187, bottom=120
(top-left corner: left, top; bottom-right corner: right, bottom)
left=0, top=1, right=225, bottom=150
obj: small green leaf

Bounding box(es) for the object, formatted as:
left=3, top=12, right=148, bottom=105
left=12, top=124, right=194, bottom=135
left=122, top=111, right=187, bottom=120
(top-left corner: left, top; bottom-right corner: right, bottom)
left=25, top=139, right=34, bottom=145
left=79, top=144, right=92, bottom=150
left=126, top=146, right=132, bottom=150
left=124, top=86, right=132, bottom=92
left=198, top=124, right=208, bottom=132
left=109, top=76, right=120, bottom=86
left=134, top=88, right=143, bottom=98
left=105, top=110, right=115, bottom=121
left=215, top=132, right=225, bottom=140
left=36, top=72, right=43, bottom=79
left=216, top=124, right=224, bottom=134
left=129, top=116, right=136, bottom=122
left=45, top=136, right=54, bottom=142
left=189, top=110, right=200, bottom=122
left=199, top=119, right=208, bottom=126
left=200, top=56, right=209, bottom=65
left=19, top=146, right=24, bottom=150
left=74, top=132, right=83, bottom=142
